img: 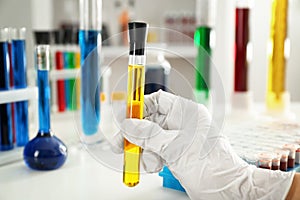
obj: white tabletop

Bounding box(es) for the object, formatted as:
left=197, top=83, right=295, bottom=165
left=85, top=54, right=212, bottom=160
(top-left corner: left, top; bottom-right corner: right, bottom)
left=0, top=144, right=189, bottom=200
left=0, top=110, right=189, bottom=200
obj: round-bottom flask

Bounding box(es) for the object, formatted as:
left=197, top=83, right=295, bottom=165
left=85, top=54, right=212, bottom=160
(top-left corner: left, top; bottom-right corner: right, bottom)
left=24, top=45, right=67, bottom=170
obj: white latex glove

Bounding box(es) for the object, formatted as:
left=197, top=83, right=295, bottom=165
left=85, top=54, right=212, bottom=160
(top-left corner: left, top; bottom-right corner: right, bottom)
left=110, top=90, right=295, bottom=200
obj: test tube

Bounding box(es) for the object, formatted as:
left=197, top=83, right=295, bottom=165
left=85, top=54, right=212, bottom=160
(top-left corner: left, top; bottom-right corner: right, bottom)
left=283, top=144, right=296, bottom=168
left=11, top=28, right=29, bottom=146
left=271, top=152, right=281, bottom=170
left=79, top=0, right=102, bottom=135
left=274, top=149, right=289, bottom=171
left=266, top=0, right=289, bottom=111
left=7, top=28, right=16, bottom=143
left=0, top=28, right=13, bottom=151
left=295, top=140, right=300, bottom=164
left=234, top=0, right=252, bottom=92
left=123, top=22, right=148, bottom=187
left=66, top=31, right=77, bottom=110
left=194, top=0, right=216, bottom=104
left=257, top=152, right=273, bottom=170
left=75, top=51, right=81, bottom=109
left=53, top=30, right=66, bottom=112
left=295, top=146, right=300, bottom=164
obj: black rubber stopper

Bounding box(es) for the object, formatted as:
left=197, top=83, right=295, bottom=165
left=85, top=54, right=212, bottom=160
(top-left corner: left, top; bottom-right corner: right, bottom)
left=34, top=31, right=51, bottom=45
left=128, top=22, right=148, bottom=55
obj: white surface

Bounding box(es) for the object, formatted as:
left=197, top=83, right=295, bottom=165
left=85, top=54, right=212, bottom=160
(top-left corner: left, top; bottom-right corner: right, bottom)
left=231, top=91, right=253, bottom=110
left=0, top=145, right=189, bottom=200
left=0, top=109, right=189, bottom=200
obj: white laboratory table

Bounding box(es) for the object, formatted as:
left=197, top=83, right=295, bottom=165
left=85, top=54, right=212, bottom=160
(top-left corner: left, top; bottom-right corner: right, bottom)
left=0, top=112, right=189, bottom=200
left=0, top=145, right=189, bottom=200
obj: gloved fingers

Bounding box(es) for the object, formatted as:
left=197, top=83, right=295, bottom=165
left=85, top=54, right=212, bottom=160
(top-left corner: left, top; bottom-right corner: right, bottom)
left=120, top=118, right=179, bottom=155
left=143, top=90, right=181, bottom=129
left=141, top=150, right=164, bottom=173
left=143, top=90, right=177, bottom=118
left=144, top=90, right=203, bottom=130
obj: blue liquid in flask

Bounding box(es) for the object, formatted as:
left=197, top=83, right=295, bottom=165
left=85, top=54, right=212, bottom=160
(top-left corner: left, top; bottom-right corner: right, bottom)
left=79, top=30, right=101, bottom=135
left=24, top=46, right=67, bottom=170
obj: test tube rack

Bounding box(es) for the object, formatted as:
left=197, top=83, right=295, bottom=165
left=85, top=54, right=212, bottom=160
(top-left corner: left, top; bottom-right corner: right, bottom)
left=0, top=87, right=38, bottom=166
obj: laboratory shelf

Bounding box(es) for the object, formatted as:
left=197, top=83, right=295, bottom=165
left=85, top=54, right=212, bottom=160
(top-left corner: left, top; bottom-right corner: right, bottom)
left=50, top=69, right=80, bottom=80
left=0, top=87, right=38, bottom=166
left=0, top=87, right=38, bottom=104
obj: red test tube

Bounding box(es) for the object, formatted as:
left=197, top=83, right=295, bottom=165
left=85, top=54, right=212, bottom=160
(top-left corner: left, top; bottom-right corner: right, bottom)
left=258, top=152, right=273, bottom=170
left=56, top=51, right=66, bottom=112
left=274, top=149, right=289, bottom=171
left=272, top=152, right=281, bottom=170
left=283, top=144, right=297, bottom=168
left=234, top=1, right=251, bottom=92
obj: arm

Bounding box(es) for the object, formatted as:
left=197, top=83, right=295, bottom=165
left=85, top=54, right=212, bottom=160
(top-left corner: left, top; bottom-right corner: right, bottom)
left=111, top=90, right=296, bottom=199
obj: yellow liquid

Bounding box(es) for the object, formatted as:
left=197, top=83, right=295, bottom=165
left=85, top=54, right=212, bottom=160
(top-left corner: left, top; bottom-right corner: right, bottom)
left=123, top=65, right=145, bottom=187
left=266, top=0, right=288, bottom=110
left=75, top=52, right=81, bottom=109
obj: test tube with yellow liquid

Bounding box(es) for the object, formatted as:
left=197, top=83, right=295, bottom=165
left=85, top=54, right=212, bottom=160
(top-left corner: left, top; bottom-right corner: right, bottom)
left=266, top=0, right=289, bottom=111
left=123, top=22, right=148, bottom=187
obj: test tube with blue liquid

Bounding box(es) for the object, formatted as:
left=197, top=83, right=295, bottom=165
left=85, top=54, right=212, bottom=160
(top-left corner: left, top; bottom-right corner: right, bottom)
left=0, top=28, right=13, bottom=151
left=24, top=45, right=67, bottom=170
left=79, top=0, right=102, bottom=137
left=11, top=28, right=29, bottom=146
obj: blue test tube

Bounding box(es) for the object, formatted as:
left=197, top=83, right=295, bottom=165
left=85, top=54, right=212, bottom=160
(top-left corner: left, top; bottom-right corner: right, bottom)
left=79, top=0, right=102, bottom=135
left=11, top=28, right=29, bottom=146
left=0, top=28, right=13, bottom=151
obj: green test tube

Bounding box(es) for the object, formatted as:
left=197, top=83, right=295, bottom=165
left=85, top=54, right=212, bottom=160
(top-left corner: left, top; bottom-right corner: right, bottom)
left=67, top=52, right=76, bottom=110
left=194, top=0, right=216, bottom=104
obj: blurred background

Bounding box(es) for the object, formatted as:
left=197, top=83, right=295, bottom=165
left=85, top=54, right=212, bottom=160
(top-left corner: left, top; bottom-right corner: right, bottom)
left=0, top=0, right=300, bottom=102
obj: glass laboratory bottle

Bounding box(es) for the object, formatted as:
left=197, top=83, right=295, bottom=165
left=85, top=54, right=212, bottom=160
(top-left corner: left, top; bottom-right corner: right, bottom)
left=123, top=22, right=148, bottom=187
left=266, top=0, right=289, bottom=111
left=0, top=28, right=13, bottom=151
left=234, top=0, right=252, bottom=92
left=79, top=0, right=102, bottom=136
left=11, top=28, right=29, bottom=146
left=194, top=0, right=216, bottom=104
left=23, top=45, right=67, bottom=170
left=145, top=50, right=171, bottom=94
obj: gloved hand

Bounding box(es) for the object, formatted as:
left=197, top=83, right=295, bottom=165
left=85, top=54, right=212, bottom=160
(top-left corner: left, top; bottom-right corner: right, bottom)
left=109, top=90, right=295, bottom=200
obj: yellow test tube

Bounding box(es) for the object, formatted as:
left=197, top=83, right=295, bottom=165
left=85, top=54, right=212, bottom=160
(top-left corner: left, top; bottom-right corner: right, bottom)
left=266, top=0, right=289, bottom=111
left=123, top=22, right=148, bottom=187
